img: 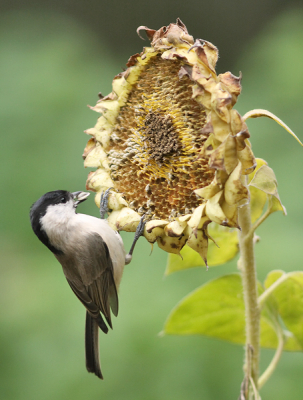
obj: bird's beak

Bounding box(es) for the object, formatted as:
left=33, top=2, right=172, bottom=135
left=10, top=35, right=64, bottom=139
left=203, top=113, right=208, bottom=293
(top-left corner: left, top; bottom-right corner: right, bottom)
left=72, top=191, right=90, bottom=207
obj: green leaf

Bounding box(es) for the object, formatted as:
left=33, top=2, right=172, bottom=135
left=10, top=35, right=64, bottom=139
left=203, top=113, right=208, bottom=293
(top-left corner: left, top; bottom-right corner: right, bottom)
left=207, top=225, right=239, bottom=266
left=248, top=158, right=268, bottom=184
left=264, top=270, right=303, bottom=350
left=249, top=165, right=286, bottom=215
left=268, top=195, right=286, bottom=215
left=248, top=158, right=268, bottom=222
left=249, top=186, right=267, bottom=223
left=249, top=165, right=277, bottom=195
left=163, top=274, right=302, bottom=351
left=165, top=224, right=239, bottom=274
left=166, top=246, right=203, bottom=275
left=164, top=274, right=245, bottom=341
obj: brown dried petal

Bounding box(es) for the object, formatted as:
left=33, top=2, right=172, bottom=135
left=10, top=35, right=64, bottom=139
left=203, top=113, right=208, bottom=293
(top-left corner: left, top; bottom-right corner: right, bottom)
left=146, top=220, right=169, bottom=233
left=190, top=40, right=218, bottom=73
left=210, top=110, right=231, bottom=142
left=82, top=138, right=96, bottom=159
left=224, top=162, right=249, bottom=206
left=223, top=135, right=238, bottom=175
left=187, top=205, right=205, bottom=229
left=212, top=86, right=233, bottom=123
left=235, top=129, right=250, bottom=150
left=157, top=234, right=188, bottom=255
left=144, top=227, right=165, bottom=243
left=126, top=53, right=141, bottom=67
left=148, top=19, right=194, bottom=49
left=205, top=190, right=227, bottom=225
left=137, top=26, right=157, bottom=41
left=186, top=227, right=208, bottom=264
left=178, top=65, right=193, bottom=80
left=165, top=220, right=187, bottom=237
left=195, top=177, right=221, bottom=200
left=237, top=145, right=256, bottom=175
left=230, top=110, right=245, bottom=136
left=221, top=202, right=239, bottom=228
left=115, top=207, right=141, bottom=232
left=219, top=71, right=242, bottom=105
left=86, top=169, right=113, bottom=192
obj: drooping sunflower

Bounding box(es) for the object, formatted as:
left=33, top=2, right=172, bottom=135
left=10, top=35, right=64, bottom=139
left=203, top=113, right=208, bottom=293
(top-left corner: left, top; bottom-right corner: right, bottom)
left=83, top=19, right=257, bottom=264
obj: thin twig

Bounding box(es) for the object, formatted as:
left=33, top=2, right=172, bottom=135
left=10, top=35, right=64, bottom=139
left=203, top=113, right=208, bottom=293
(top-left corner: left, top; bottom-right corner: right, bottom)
left=245, top=208, right=271, bottom=242
left=258, top=326, right=285, bottom=389
left=249, top=376, right=261, bottom=399
left=258, top=272, right=295, bottom=309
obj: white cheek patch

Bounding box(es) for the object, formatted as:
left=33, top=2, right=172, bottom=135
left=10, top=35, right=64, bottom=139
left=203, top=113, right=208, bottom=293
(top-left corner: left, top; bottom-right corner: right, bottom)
left=40, top=200, right=75, bottom=251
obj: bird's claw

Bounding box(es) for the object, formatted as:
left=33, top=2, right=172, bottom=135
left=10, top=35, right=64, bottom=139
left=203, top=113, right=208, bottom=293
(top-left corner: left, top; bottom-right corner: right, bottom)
left=100, top=188, right=113, bottom=219
left=134, top=214, right=146, bottom=240
left=125, top=214, right=147, bottom=264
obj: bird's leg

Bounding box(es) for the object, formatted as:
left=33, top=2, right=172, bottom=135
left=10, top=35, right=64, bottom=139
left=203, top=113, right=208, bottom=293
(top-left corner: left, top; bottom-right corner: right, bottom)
left=125, top=215, right=146, bottom=264
left=99, top=188, right=112, bottom=219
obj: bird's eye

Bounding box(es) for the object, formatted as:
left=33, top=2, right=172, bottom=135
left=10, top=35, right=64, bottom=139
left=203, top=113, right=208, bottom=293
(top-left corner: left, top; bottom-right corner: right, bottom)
left=61, top=197, right=67, bottom=203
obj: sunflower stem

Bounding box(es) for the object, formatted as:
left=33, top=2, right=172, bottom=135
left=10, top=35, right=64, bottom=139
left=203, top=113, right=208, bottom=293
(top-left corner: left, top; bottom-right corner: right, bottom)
left=238, top=178, right=260, bottom=398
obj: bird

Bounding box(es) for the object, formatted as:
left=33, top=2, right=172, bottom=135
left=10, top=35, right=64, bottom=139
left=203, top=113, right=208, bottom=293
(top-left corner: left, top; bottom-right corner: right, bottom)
left=30, top=188, right=145, bottom=379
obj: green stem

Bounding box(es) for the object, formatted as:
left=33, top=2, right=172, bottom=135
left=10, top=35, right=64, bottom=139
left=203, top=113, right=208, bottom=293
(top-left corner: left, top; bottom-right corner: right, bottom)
left=238, top=181, right=260, bottom=396
left=258, top=272, right=294, bottom=309
left=245, top=207, right=271, bottom=242
left=258, top=325, right=284, bottom=389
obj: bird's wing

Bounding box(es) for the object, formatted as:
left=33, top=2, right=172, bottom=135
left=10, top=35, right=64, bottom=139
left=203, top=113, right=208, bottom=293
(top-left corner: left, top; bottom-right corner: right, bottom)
left=62, top=232, right=119, bottom=328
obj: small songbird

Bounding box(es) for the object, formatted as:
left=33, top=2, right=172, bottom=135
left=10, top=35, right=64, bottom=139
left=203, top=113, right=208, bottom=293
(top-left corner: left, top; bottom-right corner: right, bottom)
left=30, top=189, right=144, bottom=379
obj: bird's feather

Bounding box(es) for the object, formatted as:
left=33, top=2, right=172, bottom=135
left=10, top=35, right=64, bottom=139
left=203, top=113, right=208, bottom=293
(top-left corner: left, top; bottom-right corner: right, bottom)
left=59, top=232, right=119, bottom=326
left=85, top=311, right=103, bottom=379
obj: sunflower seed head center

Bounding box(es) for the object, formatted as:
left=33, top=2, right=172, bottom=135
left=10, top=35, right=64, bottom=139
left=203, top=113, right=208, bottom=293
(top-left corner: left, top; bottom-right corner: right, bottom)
left=142, top=110, right=182, bottom=164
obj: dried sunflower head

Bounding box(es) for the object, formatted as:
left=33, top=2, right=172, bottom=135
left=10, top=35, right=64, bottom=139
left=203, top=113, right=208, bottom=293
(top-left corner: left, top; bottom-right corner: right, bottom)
left=83, top=19, right=256, bottom=264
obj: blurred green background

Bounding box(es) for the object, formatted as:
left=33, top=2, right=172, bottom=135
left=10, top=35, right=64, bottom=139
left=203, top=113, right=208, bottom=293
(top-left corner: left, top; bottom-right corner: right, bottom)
left=1, top=2, right=303, bottom=399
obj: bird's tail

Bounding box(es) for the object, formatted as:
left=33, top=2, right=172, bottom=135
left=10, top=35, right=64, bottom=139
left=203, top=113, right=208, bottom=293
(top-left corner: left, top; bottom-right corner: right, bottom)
left=85, top=312, right=104, bottom=379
